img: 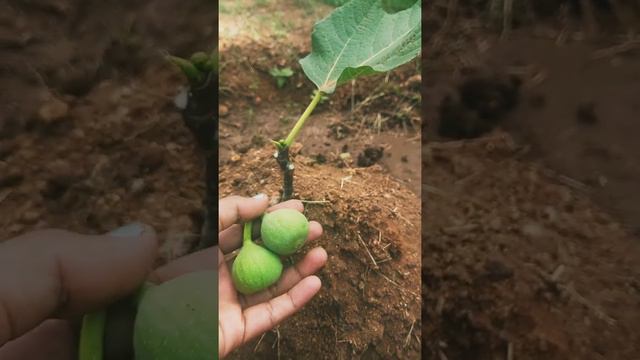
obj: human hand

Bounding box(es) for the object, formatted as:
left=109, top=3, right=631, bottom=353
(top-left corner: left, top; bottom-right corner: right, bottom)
left=0, top=221, right=224, bottom=359
left=0, top=223, right=157, bottom=359
left=217, top=194, right=327, bottom=358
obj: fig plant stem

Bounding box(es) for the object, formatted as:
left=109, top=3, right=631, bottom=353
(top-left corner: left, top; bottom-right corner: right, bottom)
left=276, top=90, right=323, bottom=201
left=283, top=90, right=323, bottom=147
left=176, top=62, right=218, bottom=250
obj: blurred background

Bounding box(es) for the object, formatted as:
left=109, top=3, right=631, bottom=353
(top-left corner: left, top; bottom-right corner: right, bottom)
left=423, top=0, right=640, bottom=359
left=0, top=0, right=216, bottom=260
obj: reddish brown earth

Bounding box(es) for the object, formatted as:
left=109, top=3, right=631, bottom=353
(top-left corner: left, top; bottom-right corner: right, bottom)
left=0, top=0, right=216, bottom=259
left=220, top=147, right=421, bottom=359
left=424, top=1, right=640, bottom=359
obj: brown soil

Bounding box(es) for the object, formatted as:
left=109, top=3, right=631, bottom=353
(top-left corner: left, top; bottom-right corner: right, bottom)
left=424, top=1, right=640, bottom=359
left=219, top=0, right=422, bottom=358
left=0, top=0, right=216, bottom=260
left=424, top=133, right=640, bottom=359
left=221, top=147, right=421, bottom=359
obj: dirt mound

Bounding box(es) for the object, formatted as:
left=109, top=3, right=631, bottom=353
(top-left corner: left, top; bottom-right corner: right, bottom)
left=220, top=146, right=421, bottom=359
left=423, top=132, right=640, bottom=359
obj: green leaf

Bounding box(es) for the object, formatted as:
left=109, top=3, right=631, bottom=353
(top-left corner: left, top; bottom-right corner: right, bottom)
left=299, top=0, right=421, bottom=94
left=323, top=0, right=351, bottom=6
left=269, top=67, right=294, bottom=78
left=167, top=55, right=203, bottom=85
left=381, top=0, right=418, bottom=13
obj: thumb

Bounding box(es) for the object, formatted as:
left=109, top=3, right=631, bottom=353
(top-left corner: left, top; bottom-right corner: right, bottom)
left=0, top=223, right=157, bottom=347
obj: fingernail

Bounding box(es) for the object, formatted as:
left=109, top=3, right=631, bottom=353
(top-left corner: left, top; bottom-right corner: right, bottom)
left=252, top=193, right=267, bottom=200
left=109, top=222, right=146, bottom=237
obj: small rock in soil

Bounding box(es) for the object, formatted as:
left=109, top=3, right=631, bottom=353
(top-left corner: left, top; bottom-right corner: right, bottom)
left=219, top=104, right=229, bottom=117
left=357, top=146, right=384, bottom=167
left=129, top=178, right=146, bottom=195
left=37, top=96, right=69, bottom=124
left=174, top=89, right=188, bottom=110
left=229, top=152, right=241, bottom=163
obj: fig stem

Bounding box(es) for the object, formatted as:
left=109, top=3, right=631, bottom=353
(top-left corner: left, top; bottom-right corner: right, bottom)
left=243, top=221, right=253, bottom=245
left=78, top=310, right=106, bottom=360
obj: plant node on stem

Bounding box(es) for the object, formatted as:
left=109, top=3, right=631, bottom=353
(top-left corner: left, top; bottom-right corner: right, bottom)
left=274, top=90, right=323, bottom=201
left=275, top=145, right=295, bottom=201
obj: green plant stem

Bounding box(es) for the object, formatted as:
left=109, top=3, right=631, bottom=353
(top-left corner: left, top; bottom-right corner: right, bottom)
left=275, top=90, right=323, bottom=201
left=243, top=221, right=252, bottom=245
left=79, top=311, right=106, bottom=360
left=283, top=90, right=323, bottom=147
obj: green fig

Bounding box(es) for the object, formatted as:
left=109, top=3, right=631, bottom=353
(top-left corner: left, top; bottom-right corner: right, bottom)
left=261, top=209, right=309, bottom=256
left=232, top=221, right=283, bottom=294
left=133, top=271, right=216, bottom=360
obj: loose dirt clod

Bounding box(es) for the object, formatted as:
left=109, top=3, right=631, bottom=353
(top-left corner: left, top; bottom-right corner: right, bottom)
left=356, top=146, right=384, bottom=167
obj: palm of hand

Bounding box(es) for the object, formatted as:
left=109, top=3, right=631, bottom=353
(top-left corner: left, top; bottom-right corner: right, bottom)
left=217, top=196, right=326, bottom=358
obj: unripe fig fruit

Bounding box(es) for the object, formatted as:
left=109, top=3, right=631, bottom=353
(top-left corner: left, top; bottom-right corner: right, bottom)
left=232, top=222, right=283, bottom=294
left=133, top=271, right=216, bottom=360
left=261, top=208, right=309, bottom=255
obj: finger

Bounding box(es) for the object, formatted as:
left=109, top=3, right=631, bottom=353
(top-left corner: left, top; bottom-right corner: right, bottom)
left=0, top=224, right=157, bottom=346
left=307, top=221, right=323, bottom=242
left=149, top=247, right=217, bottom=283
left=217, top=248, right=240, bottom=304
left=242, top=276, right=321, bottom=343
left=0, top=320, right=75, bottom=360
left=218, top=194, right=269, bottom=232
left=241, top=247, right=327, bottom=307
left=267, top=199, right=303, bottom=213
left=218, top=199, right=305, bottom=254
